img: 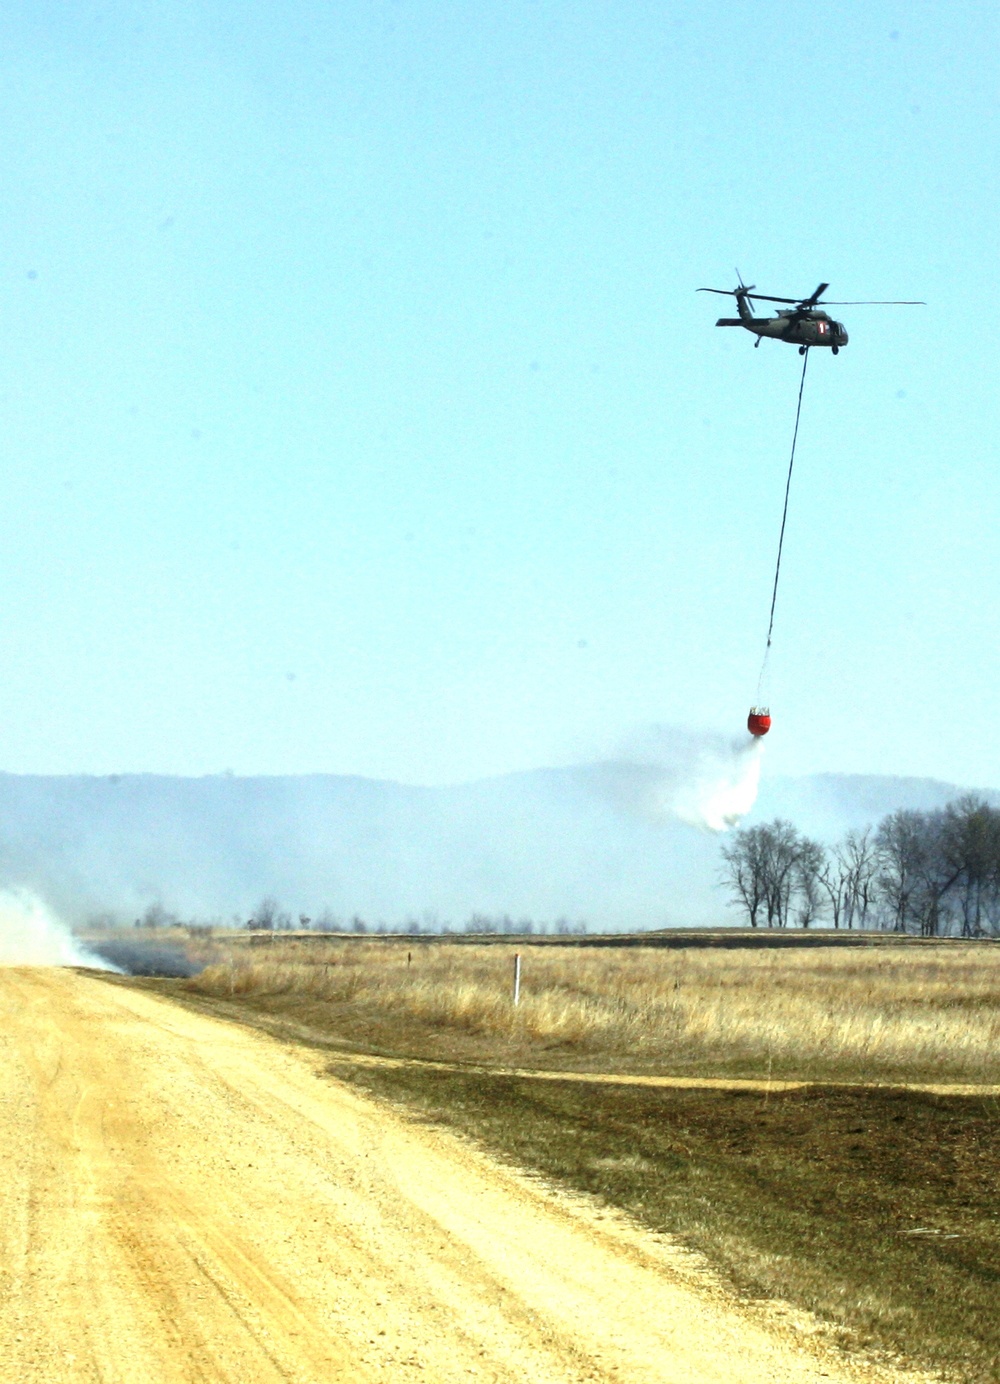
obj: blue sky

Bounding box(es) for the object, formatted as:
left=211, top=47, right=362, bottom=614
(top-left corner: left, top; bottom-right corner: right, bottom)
left=0, top=1, right=996, bottom=785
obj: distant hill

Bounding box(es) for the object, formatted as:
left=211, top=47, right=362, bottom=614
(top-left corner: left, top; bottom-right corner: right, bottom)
left=0, top=767, right=990, bottom=931
left=750, top=772, right=987, bottom=841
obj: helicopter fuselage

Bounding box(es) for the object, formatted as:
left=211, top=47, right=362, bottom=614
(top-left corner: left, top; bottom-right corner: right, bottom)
left=716, top=291, right=848, bottom=351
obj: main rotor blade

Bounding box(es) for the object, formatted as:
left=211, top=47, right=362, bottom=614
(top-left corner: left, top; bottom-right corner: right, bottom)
left=741, top=293, right=799, bottom=304
left=800, top=283, right=830, bottom=307
left=820, top=299, right=926, bottom=305
left=698, top=285, right=760, bottom=297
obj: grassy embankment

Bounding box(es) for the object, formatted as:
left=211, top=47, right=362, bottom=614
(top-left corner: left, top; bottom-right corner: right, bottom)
left=189, top=934, right=1000, bottom=1083
left=128, top=933, right=1000, bottom=1380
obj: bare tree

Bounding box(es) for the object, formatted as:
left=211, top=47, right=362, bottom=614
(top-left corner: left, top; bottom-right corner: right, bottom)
left=875, top=806, right=968, bottom=935
left=874, top=810, right=926, bottom=932
left=794, top=838, right=826, bottom=928
left=843, top=827, right=879, bottom=929
left=251, top=895, right=281, bottom=930
left=719, top=824, right=769, bottom=927
left=818, top=851, right=848, bottom=930
left=140, top=901, right=179, bottom=930
left=761, top=820, right=807, bottom=928
left=722, top=796, right=1000, bottom=937
left=820, top=827, right=878, bottom=929
left=720, top=820, right=824, bottom=928
left=914, top=810, right=965, bottom=936
left=941, top=796, right=1000, bottom=937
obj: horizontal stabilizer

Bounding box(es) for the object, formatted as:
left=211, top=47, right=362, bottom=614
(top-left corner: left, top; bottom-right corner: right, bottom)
left=715, top=318, right=744, bottom=326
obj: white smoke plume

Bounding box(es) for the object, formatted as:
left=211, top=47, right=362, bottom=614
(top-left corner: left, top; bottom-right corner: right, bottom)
left=0, top=889, right=114, bottom=967
left=593, top=725, right=763, bottom=833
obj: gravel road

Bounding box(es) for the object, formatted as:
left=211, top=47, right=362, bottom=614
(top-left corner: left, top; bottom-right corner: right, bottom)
left=0, top=969, right=925, bottom=1383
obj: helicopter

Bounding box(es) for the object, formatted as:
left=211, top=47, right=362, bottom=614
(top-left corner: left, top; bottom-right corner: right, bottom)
left=698, top=279, right=924, bottom=354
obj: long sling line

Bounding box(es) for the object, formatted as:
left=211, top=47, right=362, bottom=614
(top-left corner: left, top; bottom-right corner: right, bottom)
left=759, top=347, right=810, bottom=686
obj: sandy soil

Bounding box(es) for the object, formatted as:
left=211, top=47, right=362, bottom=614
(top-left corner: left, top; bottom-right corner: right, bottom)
left=0, top=968, right=926, bottom=1383
left=339, top=1051, right=1000, bottom=1097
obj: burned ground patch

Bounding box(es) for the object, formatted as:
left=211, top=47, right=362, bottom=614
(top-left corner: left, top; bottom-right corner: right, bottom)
left=329, top=1064, right=1000, bottom=1382
left=84, top=936, right=205, bottom=977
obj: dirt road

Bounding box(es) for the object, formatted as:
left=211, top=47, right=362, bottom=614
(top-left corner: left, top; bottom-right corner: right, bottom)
left=0, top=969, right=921, bottom=1383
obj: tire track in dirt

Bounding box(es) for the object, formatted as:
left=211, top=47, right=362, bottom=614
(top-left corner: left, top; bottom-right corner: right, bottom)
left=301, top=1045, right=1000, bottom=1098
left=172, top=994, right=1000, bottom=1098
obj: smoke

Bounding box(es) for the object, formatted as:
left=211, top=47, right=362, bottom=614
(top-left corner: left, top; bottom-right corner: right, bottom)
left=593, top=726, right=763, bottom=833
left=0, top=889, right=115, bottom=968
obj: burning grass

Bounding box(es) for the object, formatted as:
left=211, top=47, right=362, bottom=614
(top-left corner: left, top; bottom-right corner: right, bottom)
left=188, top=936, right=1000, bottom=1084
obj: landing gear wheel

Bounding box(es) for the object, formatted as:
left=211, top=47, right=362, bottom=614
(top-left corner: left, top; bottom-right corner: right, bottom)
left=832, top=345, right=839, bottom=355
left=798, top=345, right=806, bottom=356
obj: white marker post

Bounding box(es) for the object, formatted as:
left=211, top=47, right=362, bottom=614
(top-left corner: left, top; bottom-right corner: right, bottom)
left=513, top=952, right=522, bottom=1007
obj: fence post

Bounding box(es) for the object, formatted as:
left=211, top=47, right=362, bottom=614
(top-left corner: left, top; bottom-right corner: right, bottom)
left=513, top=951, right=521, bottom=1006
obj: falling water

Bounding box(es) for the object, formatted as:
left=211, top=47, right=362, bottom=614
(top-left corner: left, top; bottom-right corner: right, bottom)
left=596, top=726, right=763, bottom=833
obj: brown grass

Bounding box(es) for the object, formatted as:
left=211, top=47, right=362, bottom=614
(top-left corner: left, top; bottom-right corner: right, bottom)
left=329, top=1062, right=1000, bottom=1384
left=117, top=934, right=1000, bottom=1380
left=188, top=936, right=1000, bottom=1083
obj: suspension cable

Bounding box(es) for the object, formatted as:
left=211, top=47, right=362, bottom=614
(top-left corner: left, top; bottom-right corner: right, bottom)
left=758, top=348, right=810, bottom=688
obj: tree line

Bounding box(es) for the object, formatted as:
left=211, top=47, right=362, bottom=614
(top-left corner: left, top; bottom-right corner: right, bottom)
left=719, top=795, right=1000, bottom=936
left=125, top=899, right=587, bottom=936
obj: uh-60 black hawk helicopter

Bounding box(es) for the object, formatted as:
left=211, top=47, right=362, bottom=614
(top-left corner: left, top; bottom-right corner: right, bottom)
left=698, top=279, right=924, bottom=354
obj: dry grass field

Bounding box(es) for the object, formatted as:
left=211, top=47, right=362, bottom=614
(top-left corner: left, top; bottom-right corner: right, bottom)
left=188, top=934, right=1000, bottom=1084
left=104, top=931, right=1000, bottom=1381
